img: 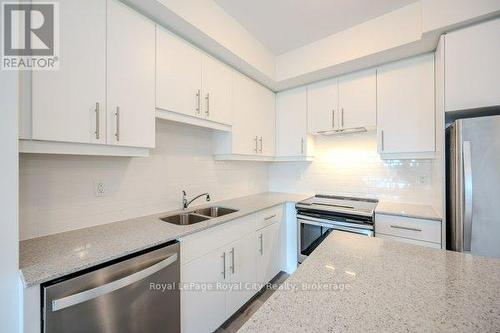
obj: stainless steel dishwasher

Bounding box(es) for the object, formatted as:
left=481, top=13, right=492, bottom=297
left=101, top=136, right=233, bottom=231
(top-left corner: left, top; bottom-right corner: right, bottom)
left=42, top=241, right=180, bottom=333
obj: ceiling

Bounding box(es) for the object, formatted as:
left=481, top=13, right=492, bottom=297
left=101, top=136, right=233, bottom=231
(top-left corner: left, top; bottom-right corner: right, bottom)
left=215, top=0, right=419, bottom=55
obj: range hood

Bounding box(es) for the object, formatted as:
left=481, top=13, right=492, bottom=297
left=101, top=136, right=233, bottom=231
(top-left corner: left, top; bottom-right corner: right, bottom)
left=317, top=127, right=367, bottom=136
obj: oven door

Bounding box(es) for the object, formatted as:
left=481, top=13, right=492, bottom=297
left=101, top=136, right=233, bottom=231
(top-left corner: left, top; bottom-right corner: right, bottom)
left=297, top=214, right=374, bottom=263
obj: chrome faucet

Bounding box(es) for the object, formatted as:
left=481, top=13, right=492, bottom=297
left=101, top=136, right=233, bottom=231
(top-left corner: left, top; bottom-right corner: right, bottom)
left=182, top=190, right=211, bottom=209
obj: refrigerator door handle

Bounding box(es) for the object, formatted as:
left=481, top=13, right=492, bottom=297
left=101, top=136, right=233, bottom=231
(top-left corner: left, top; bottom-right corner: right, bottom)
left=463, top=141, right=473, bottom=251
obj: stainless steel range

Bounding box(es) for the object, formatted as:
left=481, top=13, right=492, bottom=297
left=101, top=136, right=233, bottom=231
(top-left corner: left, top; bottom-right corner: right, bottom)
left=296, top=195, right=378, bottom=263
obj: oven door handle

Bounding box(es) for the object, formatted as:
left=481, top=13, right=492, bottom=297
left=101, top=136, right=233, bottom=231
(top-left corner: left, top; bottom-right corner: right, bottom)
left=298, top=218, right=374, bottom=236
left=297, top=214, right=373, bottom=230
left=298, top=218, right=336, bottom=229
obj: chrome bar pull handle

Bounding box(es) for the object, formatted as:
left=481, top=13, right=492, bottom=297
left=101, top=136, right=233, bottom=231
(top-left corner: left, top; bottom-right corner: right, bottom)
left=254, top=136, right=258, bottom=153
left=380, top=130, right=385, bottom=152
left=195, top=89, right=201, bottom=115
left=94, top=102, right=100, bottom=140
left=259, top=234, right=263, bottom=255
left=264, top=214, right=276, bottom=221
left=115, top=107, right=120, bottom=142
left=341, top=108, right=344, bottom=127
left=52, top=253, right=178, bottom=311
left=205, top=93, right=210, bottom=116
left=463, top=141, right=473, bottom=251
left=259, top=136, right=263, bottom=153
left=221, top=252, right=226, bottom=279
left=332, top=109, right=335, bottom=128
left=301, top=138, right=304, bottom=155
left=390, top=225, right=422, bottom=232
left=229, top=248, right=235, bottom=274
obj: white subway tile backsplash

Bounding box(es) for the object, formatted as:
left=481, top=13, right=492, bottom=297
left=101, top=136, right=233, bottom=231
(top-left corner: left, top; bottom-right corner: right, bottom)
left=269, top=133, right=435, bottom=203
left=19, top=126, right=437, bottom=240
left=19, top=121, right=269, bottom=240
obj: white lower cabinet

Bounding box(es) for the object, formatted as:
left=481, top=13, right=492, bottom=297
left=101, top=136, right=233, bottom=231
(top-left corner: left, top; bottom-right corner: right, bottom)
left=180, top=206, right=283, bottom=333
left=225, top=233, right=257, bottom=317
left=256, top=222, right=281, bottom=285
left=375, top=213, right=442, bottom=249
left=181, top=248, right=227, bottom=333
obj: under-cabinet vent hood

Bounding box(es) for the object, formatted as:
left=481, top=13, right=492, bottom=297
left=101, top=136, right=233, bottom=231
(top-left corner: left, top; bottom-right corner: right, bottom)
left=317, top=127, right=367, bottom=136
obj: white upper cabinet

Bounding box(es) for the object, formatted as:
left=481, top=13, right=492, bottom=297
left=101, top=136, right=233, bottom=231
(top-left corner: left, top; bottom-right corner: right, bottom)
left=307, top=78, right=339, bottom=134
left=338, top=68, right=377, bottom=130
left=26, top=0, right=154, bottom=155
left=214, top=72, right=275, bottom=159
left=377, top=53, right=435, bottom=156
left=107, top=0, right=155, bottom=148
left=276, top=86, right=313, bottom=157
left=201, top=55, right=233, bottom=125
left=156, top=26, right=202, bottom=118
left=229, top=73, right=259, bottom=155
left=255, top=84, right=276, bottom=156
left=156, top=27, right=232, bottom=128
left=32, top=0, right=106, bottom=145
left=445, top=17, right=500, bottom=112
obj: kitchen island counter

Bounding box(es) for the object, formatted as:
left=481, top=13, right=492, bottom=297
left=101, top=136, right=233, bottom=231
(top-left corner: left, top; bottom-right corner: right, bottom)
left=239, top=232, right=500, bottom=332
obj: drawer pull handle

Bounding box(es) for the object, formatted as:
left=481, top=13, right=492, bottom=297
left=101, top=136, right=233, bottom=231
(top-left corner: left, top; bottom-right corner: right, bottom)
left=390, top=225, right=422, bottom=232
left=264, top=214, right=276, bottom=221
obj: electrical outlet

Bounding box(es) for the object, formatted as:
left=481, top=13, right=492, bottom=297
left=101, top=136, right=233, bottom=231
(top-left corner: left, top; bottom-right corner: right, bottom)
left=94, top=181, right=106, bottom=197
left=416, top=175, right=429, bottom=185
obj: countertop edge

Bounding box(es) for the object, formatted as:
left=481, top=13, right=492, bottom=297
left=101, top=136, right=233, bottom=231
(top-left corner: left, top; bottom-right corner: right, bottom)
left=20, top=192, right=309, bottom=288
left=375, top=209, right=442, bottom=221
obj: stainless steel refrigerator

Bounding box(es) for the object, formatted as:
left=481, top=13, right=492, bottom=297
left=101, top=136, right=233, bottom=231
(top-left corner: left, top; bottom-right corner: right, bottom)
left=447, top=114, right=500, bottom=258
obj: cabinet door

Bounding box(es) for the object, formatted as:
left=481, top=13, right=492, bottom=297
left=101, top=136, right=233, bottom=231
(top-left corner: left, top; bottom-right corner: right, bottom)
left=156, top=26, right=202, bottom=117
left=276, top=87, right=308, bottom=156
left=307, top=78, right=339, bottom=133
left=32, top=0, right=106, bottom=144
left=256, top=85, right=276, bottom=156
left=226, top=233, right=257, bottom=317
left=182, top=249, right=227, bottom=333
left=445, top=17, right=500, bottom=111
left=202, top=55, right=232, bottom=125
left=232, top=73, right=260, bottom=155
left=338, top=68, right=376, bottom=129
left=107, top=0, right=155, bottom=148
left=256, top=223, right=281, bottom=285
left=377, top=53, right=435, bottom=154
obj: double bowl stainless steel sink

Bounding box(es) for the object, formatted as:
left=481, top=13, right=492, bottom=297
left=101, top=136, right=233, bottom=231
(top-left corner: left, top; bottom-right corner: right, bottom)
left=160, top=206, right=238, bottom=226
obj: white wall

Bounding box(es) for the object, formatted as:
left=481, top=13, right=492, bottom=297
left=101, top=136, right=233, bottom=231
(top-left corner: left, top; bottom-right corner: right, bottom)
left=275, top=2, right=423, bottom=82
left=126, top=0, right=276, bottom=86
left=269, top=133, right=435, bottom=204
left=0, top=71, right=20, bottom=331
left=422, top=0, right=500, bottom=34
left=19, top=121, right=269, bottom=240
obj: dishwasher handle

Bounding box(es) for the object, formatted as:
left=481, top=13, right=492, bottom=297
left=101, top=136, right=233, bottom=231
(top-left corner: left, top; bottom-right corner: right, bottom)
left=51, top=253, right=178, bottom=312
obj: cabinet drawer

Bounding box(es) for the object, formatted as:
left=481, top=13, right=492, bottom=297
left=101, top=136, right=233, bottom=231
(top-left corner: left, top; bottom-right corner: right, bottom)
left=255, top=205, right=283, bottom=230
left=180, top=214, right=255, bottom=264
left=376, top=233, right=441, bottom=249
left=375, top=214, right=441, bottom=244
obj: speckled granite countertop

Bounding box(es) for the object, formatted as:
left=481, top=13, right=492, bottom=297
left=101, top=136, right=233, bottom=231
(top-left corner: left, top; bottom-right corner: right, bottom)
left=20, top=192, right=310, bottom=287
left=239, top=232, right=500, bottom=332
left=376, top=201, right=442, bottom=221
